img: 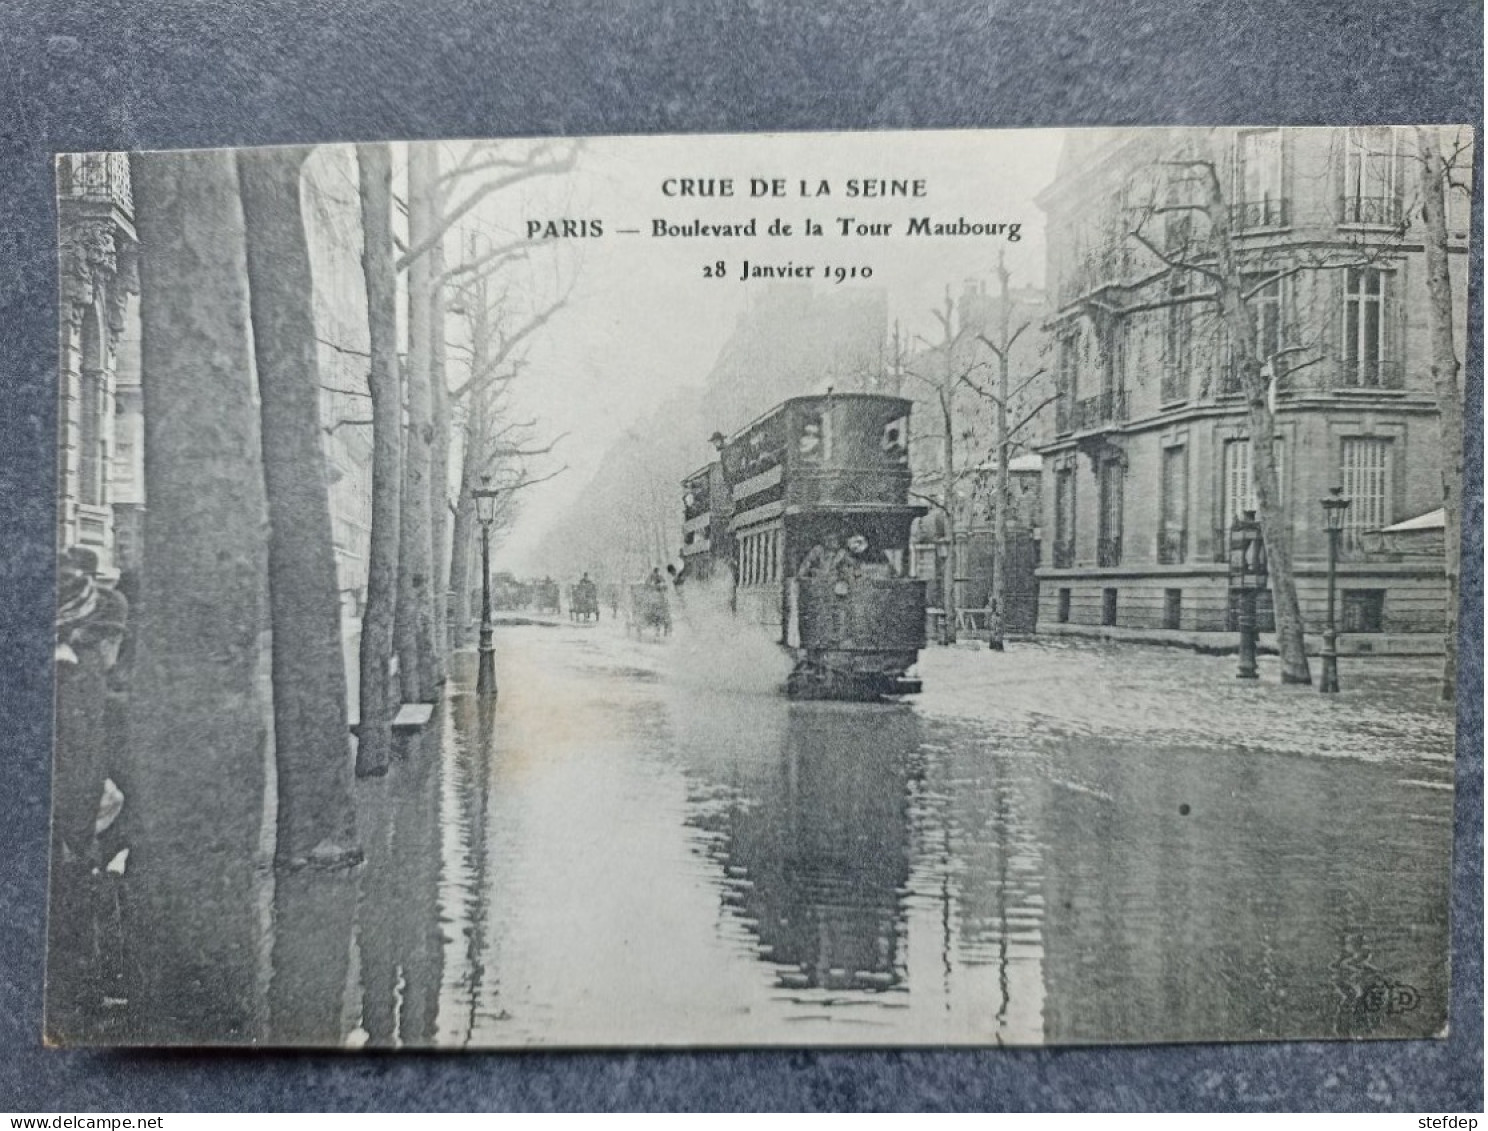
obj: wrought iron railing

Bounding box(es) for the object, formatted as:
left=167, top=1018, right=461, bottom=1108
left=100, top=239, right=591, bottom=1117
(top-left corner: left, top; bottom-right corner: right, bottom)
left=1216, top=358, right=1246, bottom=398
left=1064, top=245, right=1134, bottom=301
left=1335, top=358, right=1405, bottom=391
left=1161, top=366, right=1188, bottom=405
left=58, top=153, right=132, bottom=213
left=1073, top=389, right=1129, bottom=431
left=1157, top=528, right=1187, bottom=565
left=1341, top=195, right=1401, bottom=226
left=1097, top=536, right=1123, bottom=568
left=1055, top=395, right=1074, bottom=436
left=1232, top=197, right=1290, bottom=231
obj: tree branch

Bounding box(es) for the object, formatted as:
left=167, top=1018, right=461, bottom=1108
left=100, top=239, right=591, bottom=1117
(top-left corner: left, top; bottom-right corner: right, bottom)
left=396, top=143, right=579, bottom=271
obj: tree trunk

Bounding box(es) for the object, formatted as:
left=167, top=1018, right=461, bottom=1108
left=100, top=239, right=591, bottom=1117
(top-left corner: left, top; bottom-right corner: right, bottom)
left=396, top=142, right=439, bottom=703
left=1416, top=126, right=1463, bottom=702
left=1203, top=154, right=1311, bottom=684
left=940, top=296, right=958, bottom=644
left=237, top=146, right=360, bottom=867
left=990, top=257, right=1010, bottom=651
left=448, top=294, right=489, bottom=648
left=428, top=161, right=451, bottom=666
left=123, top=150, right=270, bottom=1042
left=354, top=143, right=402, bottom=777
left=449, top=493, right=477, bottom=644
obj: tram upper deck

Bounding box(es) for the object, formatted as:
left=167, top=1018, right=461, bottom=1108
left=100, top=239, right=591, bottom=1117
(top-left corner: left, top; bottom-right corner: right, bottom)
left=720, top=394, right=915, bottom=527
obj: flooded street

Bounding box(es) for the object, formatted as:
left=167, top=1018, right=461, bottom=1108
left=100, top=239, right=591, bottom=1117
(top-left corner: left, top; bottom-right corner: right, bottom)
left=323, top=618, right=1453, bottom=1049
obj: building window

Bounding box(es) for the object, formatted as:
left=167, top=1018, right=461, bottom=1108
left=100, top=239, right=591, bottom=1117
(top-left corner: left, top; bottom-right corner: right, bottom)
left=1054, top=467, right=1075, bottom=568
left=1244, top=273, right=1285, bottom=365
left=1101, top=587, right=1118, bottom=627
left=1159, top=446, right=1188, bottom=564
left=1342, top=268, right=1398, bottom=388
left=78, top=369, right=106, bottom=508
left=1057, top=588, right=1071, bottom=623
left=1220, top=436, right=1286, bottom=554
left=1097, top=459, right=1123, bottom=567
left=1234, top=129, right=1287, bottom=228
left=1104, top=317, right=1128, bottom=399
left=1340, top=437, right=1392, bottom=550
left=1162, top=274, right=1191, bottom=404
left=1341, top=127, right=1402, bottom=226
left=1056, top=331, right=1078, bottom=434
left=1163, top=588, right=1182, bottom=631
left=1341, top=589, right=1385, bottom=633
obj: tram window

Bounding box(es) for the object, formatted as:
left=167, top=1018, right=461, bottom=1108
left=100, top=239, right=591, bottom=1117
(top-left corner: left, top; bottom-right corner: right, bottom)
left=881, top=416, right=908, bottom=463
left=799, top=411, right=832, bottom=461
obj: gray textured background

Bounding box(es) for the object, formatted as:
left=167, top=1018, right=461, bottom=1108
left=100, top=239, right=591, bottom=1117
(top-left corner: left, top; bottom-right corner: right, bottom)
left=0, top=0, right=1480, bottom=1112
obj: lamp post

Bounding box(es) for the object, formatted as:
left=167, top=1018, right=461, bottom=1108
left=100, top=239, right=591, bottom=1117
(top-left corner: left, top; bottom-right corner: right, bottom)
left=473, top=475, right=500, bottom=698
left=1319, top=485, right=1351, bottom=694
left=1228, top=509, right=1267, bottom=680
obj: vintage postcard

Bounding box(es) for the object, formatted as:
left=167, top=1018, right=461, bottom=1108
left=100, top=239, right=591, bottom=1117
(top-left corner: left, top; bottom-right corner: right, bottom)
left=48, top=125, right=1471, bottom=1047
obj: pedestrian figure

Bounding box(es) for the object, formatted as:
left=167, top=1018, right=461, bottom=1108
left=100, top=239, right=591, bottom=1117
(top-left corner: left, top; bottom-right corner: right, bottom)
left=797, top=534, right=841, bottom=579
left=49, top=563, right=130, bottom=1036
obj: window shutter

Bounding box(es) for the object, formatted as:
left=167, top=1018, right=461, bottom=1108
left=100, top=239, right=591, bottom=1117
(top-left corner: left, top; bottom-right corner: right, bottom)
left=1331, top=270, right=1346, bottom=389
left=1382, top=268, right=1400, bottom=386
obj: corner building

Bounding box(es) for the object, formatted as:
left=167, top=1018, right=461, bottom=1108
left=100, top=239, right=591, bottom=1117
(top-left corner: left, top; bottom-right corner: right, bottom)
left=1035, top=127, right=1470, bottom=652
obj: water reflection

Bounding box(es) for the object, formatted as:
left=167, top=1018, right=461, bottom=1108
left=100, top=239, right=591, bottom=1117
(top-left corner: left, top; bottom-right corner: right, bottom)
left=687, top=705, right=916, bottom=996
left=245, top=627, right=1450, bottom=1048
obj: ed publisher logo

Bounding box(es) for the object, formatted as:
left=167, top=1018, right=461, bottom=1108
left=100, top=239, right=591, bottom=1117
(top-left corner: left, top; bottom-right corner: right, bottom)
left=1360, top=979, right=1420, bottom=1015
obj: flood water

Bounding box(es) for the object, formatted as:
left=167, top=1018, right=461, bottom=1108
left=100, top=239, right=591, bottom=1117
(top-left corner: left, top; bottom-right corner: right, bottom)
left=287, top=619, right=1453, bottom=1049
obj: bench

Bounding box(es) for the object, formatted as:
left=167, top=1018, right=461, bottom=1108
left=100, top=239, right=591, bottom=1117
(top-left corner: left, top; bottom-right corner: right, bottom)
left=349, top=702, right=436, bottom=735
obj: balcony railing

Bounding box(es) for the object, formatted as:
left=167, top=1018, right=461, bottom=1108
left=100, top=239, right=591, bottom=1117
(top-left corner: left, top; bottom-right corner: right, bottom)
left=1341, top=195, right=1401, bottom=226
left=1160, top=366, right=1188, bottom=405
left=1335, top=358, right=1405, bottom=391
left=1052, top=538, right=1075, bottom=569
left=1231, top=197, right=1290, bottom=231
left=59, top=153, right=132, bottom=214
left=1073, top=389, right=1128, bottom=431
left=1097, top=536, right=1123, bottom=568
left=1157, top=528, right=1187, bottom=565
left=1064, top=245, right=1134, bottom=301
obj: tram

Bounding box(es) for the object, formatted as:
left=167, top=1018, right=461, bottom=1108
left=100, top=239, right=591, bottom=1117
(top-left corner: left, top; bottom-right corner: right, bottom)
left=685, top=393, right=927, bottom=700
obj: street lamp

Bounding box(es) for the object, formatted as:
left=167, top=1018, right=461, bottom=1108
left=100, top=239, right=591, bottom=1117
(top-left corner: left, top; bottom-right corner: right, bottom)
left=1319, top=485, right=1351, bottom=694
left=473, top=474, right=501, bottom=698
left=1228, top=509, right=1268, bottom=680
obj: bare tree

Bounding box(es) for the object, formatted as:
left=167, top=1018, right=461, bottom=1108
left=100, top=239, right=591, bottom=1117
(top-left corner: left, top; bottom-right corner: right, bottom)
left=969, top=252, right=1055, bottom=650
left=397, top=139, right=580, bottom=662
left=902, top=289, right=985, bottom=644
left=1415, top=126, right=1469, bottom=701
left=354, top=143, right=403, bottom=777
left=396, top=142, right=441, bottom=704
left=445, top=272, right=568, bottom=636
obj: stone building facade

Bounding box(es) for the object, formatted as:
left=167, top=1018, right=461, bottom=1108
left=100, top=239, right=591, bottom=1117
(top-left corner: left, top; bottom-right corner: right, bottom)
left=56, top=152, right=139, bottom=574
left=1034, top=126, right=1471, bottom=652
left=56, top=147, right=376, bottom=676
